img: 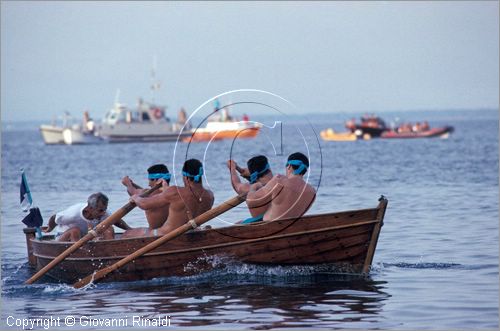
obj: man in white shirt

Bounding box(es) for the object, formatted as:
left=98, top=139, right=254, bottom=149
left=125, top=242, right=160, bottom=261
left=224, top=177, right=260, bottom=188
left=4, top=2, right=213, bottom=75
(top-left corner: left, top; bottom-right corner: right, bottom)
left=44, top=192, right=130, bottom=241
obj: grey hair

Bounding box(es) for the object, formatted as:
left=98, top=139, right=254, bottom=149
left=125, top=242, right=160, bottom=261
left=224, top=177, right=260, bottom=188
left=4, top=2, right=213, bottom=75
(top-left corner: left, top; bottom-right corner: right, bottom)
left=87, top=192, right=108, bottom=208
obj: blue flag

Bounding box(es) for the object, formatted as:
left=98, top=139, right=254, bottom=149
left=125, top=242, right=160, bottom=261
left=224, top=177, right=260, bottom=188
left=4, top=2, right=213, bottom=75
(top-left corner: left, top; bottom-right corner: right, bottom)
left=20, top=170, right=33, bottom=212
left=22, top=207, right=44, bottom=228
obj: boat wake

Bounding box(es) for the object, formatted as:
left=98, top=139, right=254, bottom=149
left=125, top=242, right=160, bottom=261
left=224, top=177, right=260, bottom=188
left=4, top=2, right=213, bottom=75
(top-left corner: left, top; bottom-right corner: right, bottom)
left=184, top=254, right=366, bottom=277
left=3, top=280, right=80, bottom=297
left=377, top=262, right=463, bottom=270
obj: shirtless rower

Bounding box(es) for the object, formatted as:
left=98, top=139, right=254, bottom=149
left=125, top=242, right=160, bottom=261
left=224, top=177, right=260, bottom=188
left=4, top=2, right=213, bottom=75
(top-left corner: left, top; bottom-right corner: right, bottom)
left=122, top=164, right=170, bottom=229
left=227, top=155, right=274, bottom=224
left=121, top=159, right=214, bottom=238
left=247, top=152, right=316, bottom=222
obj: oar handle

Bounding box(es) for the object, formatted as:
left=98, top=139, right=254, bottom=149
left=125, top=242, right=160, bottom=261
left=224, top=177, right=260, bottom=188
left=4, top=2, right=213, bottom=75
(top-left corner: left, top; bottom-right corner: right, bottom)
left=73, top=193, right=247, bottom=288
left=25, top=183, right=162, bottom=285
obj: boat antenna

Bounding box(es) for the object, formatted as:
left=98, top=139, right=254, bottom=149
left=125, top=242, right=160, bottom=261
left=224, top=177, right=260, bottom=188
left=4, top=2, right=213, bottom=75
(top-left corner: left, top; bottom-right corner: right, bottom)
left=150, top=55, right=161, bottom=104
left=114, top=88, right=121, bottom=105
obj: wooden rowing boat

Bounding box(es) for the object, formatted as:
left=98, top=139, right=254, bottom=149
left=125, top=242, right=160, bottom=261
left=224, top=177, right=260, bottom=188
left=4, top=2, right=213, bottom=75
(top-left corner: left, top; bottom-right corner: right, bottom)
left=23, top=197, right=388, bottom=283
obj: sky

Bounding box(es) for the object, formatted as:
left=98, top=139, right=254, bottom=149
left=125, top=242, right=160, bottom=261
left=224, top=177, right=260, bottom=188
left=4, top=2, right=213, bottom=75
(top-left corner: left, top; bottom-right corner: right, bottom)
left=1, top=1, right=498, bottom=122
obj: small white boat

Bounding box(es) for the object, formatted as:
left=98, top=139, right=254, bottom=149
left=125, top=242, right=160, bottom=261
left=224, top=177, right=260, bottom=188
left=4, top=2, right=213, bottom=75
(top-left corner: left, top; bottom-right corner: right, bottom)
left=40, top=112, right=73, bottom=145
left=62, top=127, right=101, bottom=145
left=40, top=124, right=65, bottom=144
left=40, top=111, right=102, bottom=145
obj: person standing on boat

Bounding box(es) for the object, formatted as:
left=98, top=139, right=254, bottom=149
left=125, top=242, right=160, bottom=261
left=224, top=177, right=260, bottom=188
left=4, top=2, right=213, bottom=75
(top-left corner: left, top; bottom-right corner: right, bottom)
left=44, top=192, right=130, bottom=241
left=227, top=155, right=274, bottom=224
left=122, top=159, right=214, bottom=238
left=121, top=164, right=171, bottom=230
left=247, top=152, right=316, bottom=222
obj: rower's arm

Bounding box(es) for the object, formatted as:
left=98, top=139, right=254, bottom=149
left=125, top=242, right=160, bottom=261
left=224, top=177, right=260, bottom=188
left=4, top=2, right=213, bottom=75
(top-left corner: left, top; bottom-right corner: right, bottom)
left=132, top=192, right=167, bottom=210
left=228, top=160, right=250, bottom=194
left=131, top=181, right=177, bottom=210
left=122, top=176, right=144, bottom=196
left=44, top=215, right=57, bottom=233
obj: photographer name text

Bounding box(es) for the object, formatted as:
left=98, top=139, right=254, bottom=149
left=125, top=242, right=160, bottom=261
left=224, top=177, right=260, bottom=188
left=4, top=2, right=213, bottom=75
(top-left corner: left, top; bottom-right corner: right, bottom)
left=5, top=315, right=171, bottom=329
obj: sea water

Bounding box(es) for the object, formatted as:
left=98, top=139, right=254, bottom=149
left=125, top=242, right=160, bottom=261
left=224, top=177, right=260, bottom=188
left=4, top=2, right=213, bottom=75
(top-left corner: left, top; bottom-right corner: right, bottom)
left=1, top=110, right=498, bottom=329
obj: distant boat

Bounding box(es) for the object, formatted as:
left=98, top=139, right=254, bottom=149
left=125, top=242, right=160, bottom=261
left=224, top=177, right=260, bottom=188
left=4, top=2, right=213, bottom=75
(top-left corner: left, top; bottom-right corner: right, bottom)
left=380, top=126, right=454, bottom=139
left=40, top=111, right=102, bottom=145
left=41, top=61, right=193, bottom=144
left=40, top=112, right=70, bottom=144
left=97, top=100, right=191, bottom=143
left=96, top=63, right=192, bottom=143
left=184, top=101, right=261, bottom=143
left=62, top=128, right=101, bottom=145
left=340, top=115, right=454, bottom=140
left=320, top=128, right=371, bottom=142
left=345, top=115, right=388, bottom=138
left=40, top=124, right=65, bottom=145
left=186, top=120, right=262, bottom=142
left=40, top=102, right=191, bottom=144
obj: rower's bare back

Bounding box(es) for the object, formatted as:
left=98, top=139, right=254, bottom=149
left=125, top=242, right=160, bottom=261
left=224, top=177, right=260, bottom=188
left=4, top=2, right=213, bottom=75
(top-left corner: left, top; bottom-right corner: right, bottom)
left=159, top=186, right=214, bottom=234
left=144, top=204, right=169, bottom=229
left=265, top=176, right=316, bottom=221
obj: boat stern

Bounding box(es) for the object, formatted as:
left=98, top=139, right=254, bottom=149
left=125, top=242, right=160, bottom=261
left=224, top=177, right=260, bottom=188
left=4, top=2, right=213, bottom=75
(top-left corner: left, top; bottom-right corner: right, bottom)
left=362, top=196, right=388, bottom=273
left=23, top=228, right=37, bottom=267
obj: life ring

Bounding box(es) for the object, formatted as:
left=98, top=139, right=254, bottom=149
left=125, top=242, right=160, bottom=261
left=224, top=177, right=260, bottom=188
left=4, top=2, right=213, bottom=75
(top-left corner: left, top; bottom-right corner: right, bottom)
left=153, top=108, right=163, bottom=119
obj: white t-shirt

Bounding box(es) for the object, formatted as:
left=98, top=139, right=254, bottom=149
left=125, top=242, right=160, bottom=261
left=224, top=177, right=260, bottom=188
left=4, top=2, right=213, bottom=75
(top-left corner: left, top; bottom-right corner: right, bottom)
left=55, top=202, right=109, bottom=235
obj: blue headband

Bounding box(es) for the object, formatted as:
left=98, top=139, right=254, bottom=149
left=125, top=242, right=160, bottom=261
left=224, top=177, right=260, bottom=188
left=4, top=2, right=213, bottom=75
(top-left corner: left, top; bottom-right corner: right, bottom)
left=148, top=173, right=171, bottom=180
left=249, top=163, right=270, bottom=184
left=182, top=166, right=203, bottom=182
left=286, top=160, right=308, bottom=175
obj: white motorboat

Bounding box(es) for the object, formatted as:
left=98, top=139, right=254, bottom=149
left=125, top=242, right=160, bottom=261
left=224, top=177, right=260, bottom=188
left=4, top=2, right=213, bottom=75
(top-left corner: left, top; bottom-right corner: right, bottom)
left=97, top=100, right=191, bottom=143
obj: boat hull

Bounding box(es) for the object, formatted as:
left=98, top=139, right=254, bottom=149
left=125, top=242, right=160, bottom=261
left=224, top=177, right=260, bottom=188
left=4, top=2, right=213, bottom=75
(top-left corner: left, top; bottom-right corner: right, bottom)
left=380, top=126, right=454, bottom=139
left=40, top=125, right=64, bottom=144
left=185, top=127, right=260, bottom=142
left=62, top=128, right=102, bottom=145
left=25, top=198, right=387, bottom=283
left=98, top=122, right=192, bottom=143
left=101, top=132, right=193, bottom=143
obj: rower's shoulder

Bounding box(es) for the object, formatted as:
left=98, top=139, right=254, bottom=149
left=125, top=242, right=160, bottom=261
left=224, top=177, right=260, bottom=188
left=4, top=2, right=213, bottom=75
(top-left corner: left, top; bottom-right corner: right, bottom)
left=161, top=185, right=184, bottom=198
left=306, top=182, right=317, bottom=193
left=204, top=188, right=215, bottom=200
left=270, top=174, right=287, bottom=184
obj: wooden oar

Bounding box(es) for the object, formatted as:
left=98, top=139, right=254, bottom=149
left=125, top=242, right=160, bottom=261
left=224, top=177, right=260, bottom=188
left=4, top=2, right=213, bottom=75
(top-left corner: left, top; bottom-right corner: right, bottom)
left=73, top=193, right=247, bottom=288
left=25, top=182, right=162, bottom=285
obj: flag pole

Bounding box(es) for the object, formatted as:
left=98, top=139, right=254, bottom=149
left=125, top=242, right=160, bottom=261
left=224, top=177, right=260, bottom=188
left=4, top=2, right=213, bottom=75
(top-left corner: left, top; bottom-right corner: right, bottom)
left=20, top=168, right=33, bottom=208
